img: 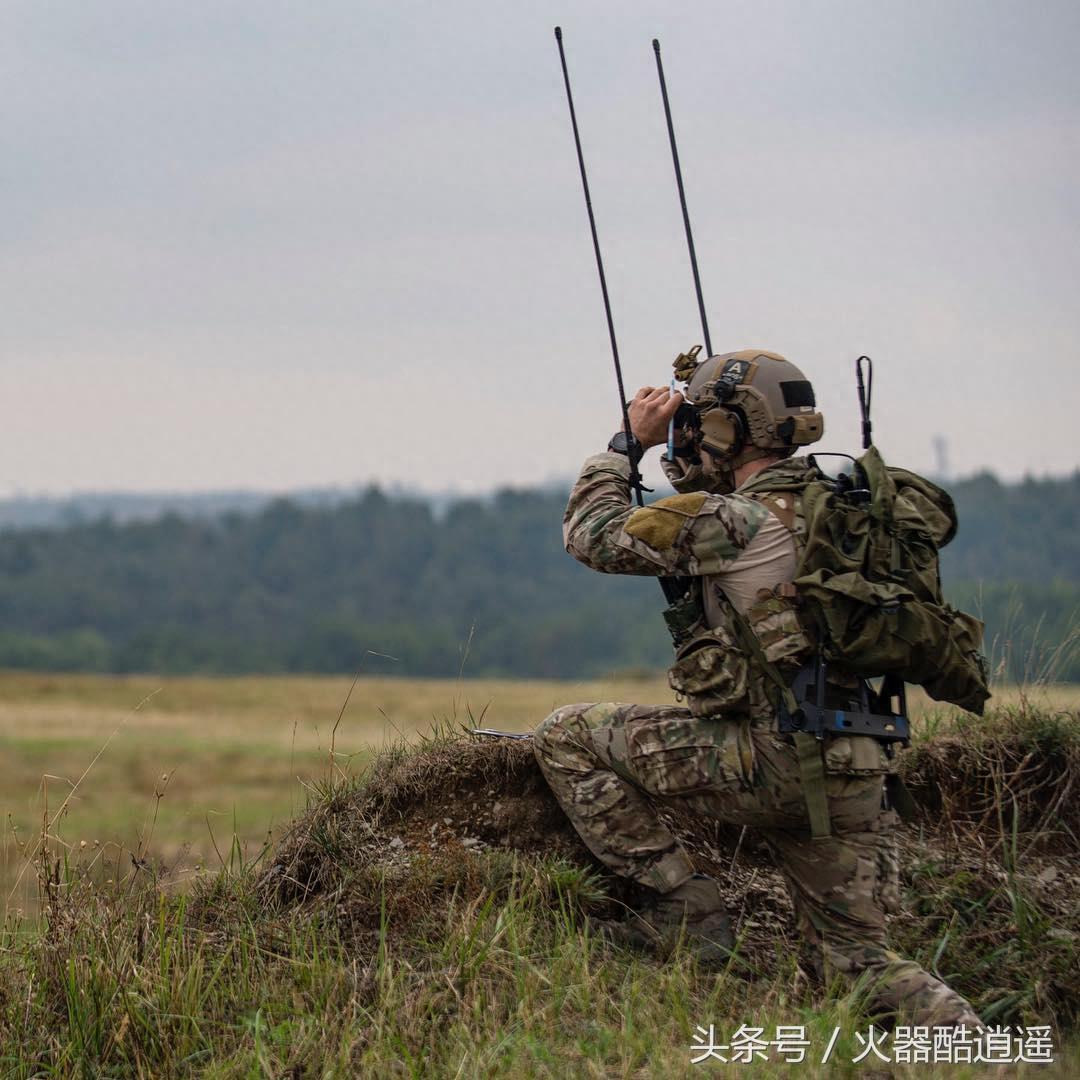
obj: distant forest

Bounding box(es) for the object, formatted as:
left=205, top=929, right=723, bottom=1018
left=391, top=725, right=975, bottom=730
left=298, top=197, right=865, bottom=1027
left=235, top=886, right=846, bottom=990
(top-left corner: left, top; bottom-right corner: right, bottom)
left=0, top=471, right=1077, bottom=682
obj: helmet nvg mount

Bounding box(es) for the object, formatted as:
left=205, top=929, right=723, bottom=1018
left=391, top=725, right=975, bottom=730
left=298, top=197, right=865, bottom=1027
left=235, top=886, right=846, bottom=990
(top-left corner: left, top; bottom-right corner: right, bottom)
left=673, top=346, right=824, bottom=466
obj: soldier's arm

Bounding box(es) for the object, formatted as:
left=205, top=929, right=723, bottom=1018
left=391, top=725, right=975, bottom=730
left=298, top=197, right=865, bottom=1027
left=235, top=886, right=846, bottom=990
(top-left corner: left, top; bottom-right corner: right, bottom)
left=563, top=452, right=770, bottom=576
left=660, top=451, right=710, bottom=494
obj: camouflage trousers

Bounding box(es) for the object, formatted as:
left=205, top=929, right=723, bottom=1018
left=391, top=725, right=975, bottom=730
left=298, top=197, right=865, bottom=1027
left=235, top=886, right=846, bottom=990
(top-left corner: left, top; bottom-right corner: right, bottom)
left=533, top=700, right=981, bottom=1028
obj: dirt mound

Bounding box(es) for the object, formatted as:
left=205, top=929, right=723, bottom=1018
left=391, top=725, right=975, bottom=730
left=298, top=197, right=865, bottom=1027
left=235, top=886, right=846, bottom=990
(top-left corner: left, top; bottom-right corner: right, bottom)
left=266, top=713, right=1080, bottom=900
left=903, top=717, right=1080, bottom=845
left=260, top=735, right=795, bottom=970
left=266, top=738, right=581, bottom=900
left=257, top=717, right=1080, bottom=1008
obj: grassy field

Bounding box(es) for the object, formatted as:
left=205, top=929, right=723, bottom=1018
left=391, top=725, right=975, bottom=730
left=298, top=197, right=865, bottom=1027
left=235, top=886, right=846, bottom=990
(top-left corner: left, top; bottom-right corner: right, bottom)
left=0, top=670, right=681, bottom=911
left=1, top=679, right=1077, bottom=1075
left=2, top=670, right=1077, bottom=915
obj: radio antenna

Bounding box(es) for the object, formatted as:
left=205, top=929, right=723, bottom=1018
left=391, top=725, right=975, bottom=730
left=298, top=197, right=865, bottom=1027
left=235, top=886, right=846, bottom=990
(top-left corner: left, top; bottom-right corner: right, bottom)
left=653, top=39, right=712, bottom=358
left=554, top=27, right=643, bottom=507
left=856, top=355, right=873, bottom=449
left=554, top=28, right=688, bottom=607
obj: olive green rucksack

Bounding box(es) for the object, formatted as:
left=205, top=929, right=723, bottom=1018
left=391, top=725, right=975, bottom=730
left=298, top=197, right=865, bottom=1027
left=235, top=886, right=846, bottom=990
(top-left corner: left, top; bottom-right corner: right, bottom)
left=790, top=446, right=989, bottom=715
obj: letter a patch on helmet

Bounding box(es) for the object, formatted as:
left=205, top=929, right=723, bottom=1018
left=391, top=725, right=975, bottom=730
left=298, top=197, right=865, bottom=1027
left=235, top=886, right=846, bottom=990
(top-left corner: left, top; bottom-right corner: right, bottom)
left=625, top=492, right=707, bottom=550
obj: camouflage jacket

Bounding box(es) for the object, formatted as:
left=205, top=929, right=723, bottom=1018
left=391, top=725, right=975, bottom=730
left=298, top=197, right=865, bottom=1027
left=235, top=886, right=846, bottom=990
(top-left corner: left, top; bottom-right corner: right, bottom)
left=563, top=451, right=817, bottom=583
left=564, top=452, right=822, bottom=716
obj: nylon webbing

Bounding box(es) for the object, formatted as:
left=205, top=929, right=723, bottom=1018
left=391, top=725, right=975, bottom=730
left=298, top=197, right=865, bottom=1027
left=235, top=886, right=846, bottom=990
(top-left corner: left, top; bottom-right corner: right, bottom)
left=724, top=601, right=797, bottom=713
left=794, top=732, right=832, bottom=840
left=724, top=598, right=832, bottom=839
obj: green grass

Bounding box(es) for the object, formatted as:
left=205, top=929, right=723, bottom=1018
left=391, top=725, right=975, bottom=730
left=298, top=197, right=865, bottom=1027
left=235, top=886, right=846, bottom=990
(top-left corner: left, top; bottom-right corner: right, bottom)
left=8, top=846, right=1076, bottom=1077
left=1, top=673, right=1078, bottom=1074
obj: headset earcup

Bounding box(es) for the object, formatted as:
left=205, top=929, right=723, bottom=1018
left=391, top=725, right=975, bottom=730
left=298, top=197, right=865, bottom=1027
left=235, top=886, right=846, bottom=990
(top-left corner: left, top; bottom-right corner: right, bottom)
left=699, top=408, right=744, bottom=457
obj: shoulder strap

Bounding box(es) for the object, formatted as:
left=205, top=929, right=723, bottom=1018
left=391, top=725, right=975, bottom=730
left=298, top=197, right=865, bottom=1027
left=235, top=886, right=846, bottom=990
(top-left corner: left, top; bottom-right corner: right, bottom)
left=722, top=595, right=831, bottom=840
left=746, top=493, right=797, bottom=533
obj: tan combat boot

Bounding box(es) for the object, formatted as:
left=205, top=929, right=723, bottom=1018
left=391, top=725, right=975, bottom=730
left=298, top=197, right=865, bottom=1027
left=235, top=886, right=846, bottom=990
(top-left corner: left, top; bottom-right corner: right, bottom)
left=603, top=874, right=734, bottom=966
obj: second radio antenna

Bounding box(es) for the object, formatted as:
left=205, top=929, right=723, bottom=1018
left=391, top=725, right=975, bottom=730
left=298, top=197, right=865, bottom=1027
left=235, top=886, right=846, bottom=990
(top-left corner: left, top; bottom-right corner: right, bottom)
left=653, top=39, right=712, bottom=358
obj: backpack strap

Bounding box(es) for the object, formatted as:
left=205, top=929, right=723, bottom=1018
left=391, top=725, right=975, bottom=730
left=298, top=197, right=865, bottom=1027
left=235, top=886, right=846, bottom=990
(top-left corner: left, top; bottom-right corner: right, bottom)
left=793, top=732, right=831, bottom=841
left=723, top=473, right=831, bottom=839
left=747, top=493, right=797, bottom=533
left=724, top=597, right=832, bottom=840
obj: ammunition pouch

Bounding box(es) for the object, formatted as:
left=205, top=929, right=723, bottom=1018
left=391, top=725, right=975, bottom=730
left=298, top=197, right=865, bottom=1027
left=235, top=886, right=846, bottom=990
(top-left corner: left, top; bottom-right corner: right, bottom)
left=745, top=587, right=814, bottom=668
left=667, top=627, right=749, bottom=718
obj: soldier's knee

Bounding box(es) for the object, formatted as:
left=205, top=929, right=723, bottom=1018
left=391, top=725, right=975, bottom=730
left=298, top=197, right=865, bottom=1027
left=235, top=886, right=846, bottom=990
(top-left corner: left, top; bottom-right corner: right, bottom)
left=531, top=704, right=583, bottom=747
left=533, top=703, right=592, bottom=760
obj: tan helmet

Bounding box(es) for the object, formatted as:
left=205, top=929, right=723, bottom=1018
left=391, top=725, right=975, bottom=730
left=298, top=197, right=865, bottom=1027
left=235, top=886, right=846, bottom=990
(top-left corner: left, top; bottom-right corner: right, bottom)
left=674, top=346, right=824, bottom=465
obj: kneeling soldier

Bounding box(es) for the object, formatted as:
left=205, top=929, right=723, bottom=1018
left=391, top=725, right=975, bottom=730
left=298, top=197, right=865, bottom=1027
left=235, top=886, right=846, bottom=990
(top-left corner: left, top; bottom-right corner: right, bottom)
left=534, top=349, right=981, bottom=1029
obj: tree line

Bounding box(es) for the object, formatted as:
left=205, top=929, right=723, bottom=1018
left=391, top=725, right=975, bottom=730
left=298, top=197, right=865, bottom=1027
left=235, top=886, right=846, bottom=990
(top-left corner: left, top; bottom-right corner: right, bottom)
left=0, top=471, right=1076, bottom=681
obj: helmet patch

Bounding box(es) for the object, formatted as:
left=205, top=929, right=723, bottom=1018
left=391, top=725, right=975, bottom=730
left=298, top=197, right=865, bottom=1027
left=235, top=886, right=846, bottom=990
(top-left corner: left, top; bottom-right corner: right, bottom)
left=780, top=380, right=816, bottom=408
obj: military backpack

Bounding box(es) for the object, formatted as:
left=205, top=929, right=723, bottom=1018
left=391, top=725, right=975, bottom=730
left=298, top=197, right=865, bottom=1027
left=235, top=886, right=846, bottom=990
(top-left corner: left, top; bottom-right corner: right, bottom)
left=744, top=445, right=989, bottom=716
left=663, top=447, right=989, bottom=838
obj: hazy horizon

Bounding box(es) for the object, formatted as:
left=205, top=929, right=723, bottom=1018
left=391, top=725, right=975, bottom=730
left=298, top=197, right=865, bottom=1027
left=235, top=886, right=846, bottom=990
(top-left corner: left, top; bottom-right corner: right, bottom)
left=1, top=457, right=1073, bottom=510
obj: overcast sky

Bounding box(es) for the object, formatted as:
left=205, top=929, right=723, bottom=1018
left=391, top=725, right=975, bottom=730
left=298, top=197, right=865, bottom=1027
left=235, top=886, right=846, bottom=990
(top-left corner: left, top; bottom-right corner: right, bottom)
left=2, top=1, right=1077, bottom=496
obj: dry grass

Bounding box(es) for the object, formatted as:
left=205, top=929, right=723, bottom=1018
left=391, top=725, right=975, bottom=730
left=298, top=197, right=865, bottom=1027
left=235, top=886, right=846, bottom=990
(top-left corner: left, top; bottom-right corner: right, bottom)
left=0, top=670, right=674, bottom=911
left=1, top=694, right=1077, bottom=1075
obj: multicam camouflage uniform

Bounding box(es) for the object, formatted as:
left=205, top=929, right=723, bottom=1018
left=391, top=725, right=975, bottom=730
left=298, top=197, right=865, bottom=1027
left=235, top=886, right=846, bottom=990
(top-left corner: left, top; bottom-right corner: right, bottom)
left=533, top=451, right=981, bottom=1028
